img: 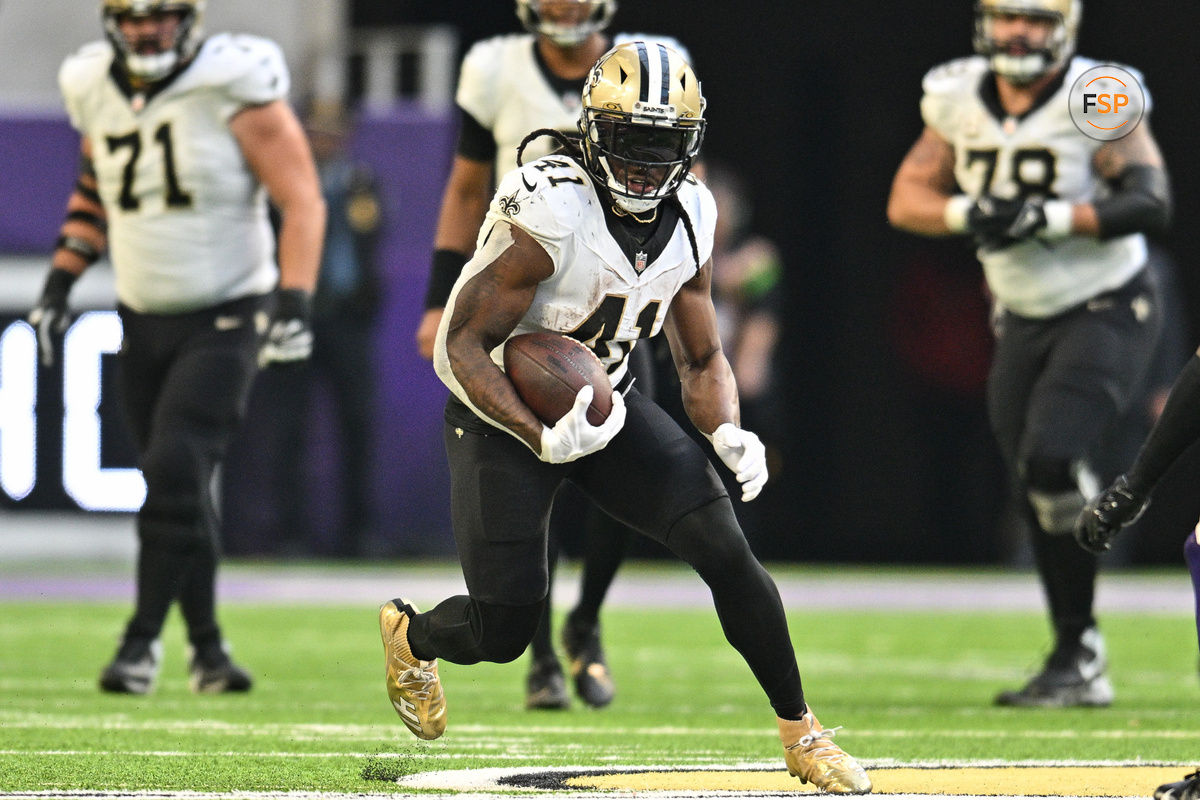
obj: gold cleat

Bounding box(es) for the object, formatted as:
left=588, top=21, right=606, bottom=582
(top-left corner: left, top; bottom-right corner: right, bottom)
left=779, top=711, right=872, bottom=794
left=379, top=598, right=446, bottom=740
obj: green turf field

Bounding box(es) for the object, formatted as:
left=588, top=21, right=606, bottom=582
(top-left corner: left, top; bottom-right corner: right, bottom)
left=2, top=563, right=1198, bottom=796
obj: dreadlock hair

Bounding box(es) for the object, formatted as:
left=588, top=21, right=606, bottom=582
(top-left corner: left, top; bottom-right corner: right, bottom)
left=515, top=127, right=702, bottom=272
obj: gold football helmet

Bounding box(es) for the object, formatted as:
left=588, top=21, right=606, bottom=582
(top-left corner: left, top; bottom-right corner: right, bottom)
left=579, top=41, right=706, bottom=214
left=974, top=0, right=1081, bottom=84
left=516, top=0, right=615, bottom=47
left=102, top=0, right=206, bottom=81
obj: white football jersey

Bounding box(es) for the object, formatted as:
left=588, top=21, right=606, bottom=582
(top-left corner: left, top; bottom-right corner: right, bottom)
left=58, top=33, right=289, bottom=314
left=921, top=55, right=1149, bottom=318
left=457, top=32, right=689, bottom=183
left=437, top=156, right=715, bottom=429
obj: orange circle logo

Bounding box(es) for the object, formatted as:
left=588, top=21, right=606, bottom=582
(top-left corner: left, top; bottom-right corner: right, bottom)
left=1068, top=65, right=1145, bottom=141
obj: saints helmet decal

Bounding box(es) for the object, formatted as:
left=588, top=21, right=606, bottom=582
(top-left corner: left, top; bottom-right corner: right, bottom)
left=102, top=0, right=206, bottom=81
left=974, top=0, right=1081, bottom=84
left=578, top=41, right=706, bottom=214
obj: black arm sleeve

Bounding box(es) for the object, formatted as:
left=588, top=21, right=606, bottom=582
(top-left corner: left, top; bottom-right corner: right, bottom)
left=1126, top=353, right=1200, bottom=494
left=1094, top=164, right=1172, bottom=240
left=455, top=106, right=497, bottom=164
left=423, top=249, right=469, bottom=310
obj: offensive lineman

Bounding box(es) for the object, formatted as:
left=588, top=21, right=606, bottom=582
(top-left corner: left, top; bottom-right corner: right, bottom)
left=29, top=0, right=325, bottom=693
left=379, top=42, right=872, bottom=794
left=415, top=0, right=690, bottom=711
left=887, top=0, right=1170, bottom=707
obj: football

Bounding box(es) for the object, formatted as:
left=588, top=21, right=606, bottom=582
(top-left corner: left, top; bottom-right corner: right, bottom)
left=503, top=331, right=613, bottom=426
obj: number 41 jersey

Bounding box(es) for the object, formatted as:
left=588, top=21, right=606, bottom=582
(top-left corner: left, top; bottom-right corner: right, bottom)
left=440, top=155, right=715, bottom=410
left=58, top=34, right=289, bottom=314
left=921, top=55, right=1149, bottom=318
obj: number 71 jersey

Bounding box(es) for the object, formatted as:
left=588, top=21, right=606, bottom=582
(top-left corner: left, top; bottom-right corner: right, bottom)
left=453, top=155, right=715, bottom=391
left=57, top=33, right=289, bottom=314
left=921, top=54, right=1148, bottom=317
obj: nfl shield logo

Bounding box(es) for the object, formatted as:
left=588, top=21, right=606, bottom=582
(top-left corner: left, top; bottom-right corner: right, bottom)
left=635, top=250, right=648, bottom=272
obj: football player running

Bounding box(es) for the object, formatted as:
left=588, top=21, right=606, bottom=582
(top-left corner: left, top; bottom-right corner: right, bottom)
left=30, top=0, right=325, bottom=694
left=415, top=0, right=689, bottom=711
left=888, top=0, right=1170, bottom=708
left=379, top=42, right=871, bottom=794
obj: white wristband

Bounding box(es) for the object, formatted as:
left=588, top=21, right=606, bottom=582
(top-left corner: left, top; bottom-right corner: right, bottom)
left=943, top=195, right=973, bottom=233
left=1041, top=200, right=1074, bottom=238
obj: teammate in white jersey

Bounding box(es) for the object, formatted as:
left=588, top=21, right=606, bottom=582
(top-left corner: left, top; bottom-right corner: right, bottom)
left=416, top=0, right=688, bottom=711
left=377, top=42, right=871, bottom=794
left=28, top=0, right=325, bottom=694
left=887, top=0, right=1170, bottom=707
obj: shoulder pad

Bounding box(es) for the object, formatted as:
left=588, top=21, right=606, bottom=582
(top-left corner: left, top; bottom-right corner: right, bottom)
left=920, top=56, right=986, bottom=136
left=490, top=156, right=590, bottom=243
left=457, top=34, right=532, bottom=127
left=58, top=41, right=113, bottom=98
left=187, top=33, right=290, bottom=105
left=679, top=175, right=716, bottom=267
left=922, top=56, right=987, bottom=97
left=1064, top=56, right=1151, bottom=114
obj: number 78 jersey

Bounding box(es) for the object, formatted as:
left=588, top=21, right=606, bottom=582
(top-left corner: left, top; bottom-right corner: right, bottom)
left=58, top=33, right=288, bottom=314
left=921, top=55, right=1148, bottom=318
left=446, top=155, right=715, bottom=393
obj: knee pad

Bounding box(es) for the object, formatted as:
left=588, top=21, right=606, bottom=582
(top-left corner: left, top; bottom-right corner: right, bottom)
left=1022, top=457, right=1099, bottom=536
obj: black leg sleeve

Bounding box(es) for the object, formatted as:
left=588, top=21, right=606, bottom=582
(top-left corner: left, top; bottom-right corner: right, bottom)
left=408, top=595, right=546, bottom=666
left=1128, top=354, right=1200, bottom=493
left=664, top=498, right=806, bottom=719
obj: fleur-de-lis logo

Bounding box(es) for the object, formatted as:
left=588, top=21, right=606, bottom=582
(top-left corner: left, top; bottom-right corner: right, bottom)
left=498, top=190, right=521, bottom=217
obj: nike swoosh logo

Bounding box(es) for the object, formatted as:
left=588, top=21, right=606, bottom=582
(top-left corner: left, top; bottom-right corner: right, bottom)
left=521, top=174, right=537, bottom=192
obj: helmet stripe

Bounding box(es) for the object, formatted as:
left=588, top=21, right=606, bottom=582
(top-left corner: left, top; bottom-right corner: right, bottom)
left=636, top=41, right=650, bottom=103
left=655, top=43, right=671, bottom=104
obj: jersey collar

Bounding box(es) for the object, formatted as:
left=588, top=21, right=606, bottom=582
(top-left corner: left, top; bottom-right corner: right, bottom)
left=978, top=57, right=1070, bottom=125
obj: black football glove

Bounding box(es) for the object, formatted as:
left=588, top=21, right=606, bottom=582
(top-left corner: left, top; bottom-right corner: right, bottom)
left=27, top=268, right=78, bottom=368
left=258, top=288, right=314, bottom=367
left=1004, top=196, right=1049, bottom=241
left=966, top=195, right=1047, bottom=252
left=1074, top=474, right=1149, bottom=554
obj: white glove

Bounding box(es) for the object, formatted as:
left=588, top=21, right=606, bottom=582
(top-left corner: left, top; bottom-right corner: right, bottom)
left=538, top=385, right=626, bottom=464
left=709, top=422, right=768, bottom=502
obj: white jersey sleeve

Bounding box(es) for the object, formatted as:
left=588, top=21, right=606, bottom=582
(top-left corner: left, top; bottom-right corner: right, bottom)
left=455, top=36, right=506, bottom=133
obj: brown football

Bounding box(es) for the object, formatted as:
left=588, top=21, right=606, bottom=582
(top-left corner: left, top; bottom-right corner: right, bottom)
left=503, top=331, right=614, bottom=426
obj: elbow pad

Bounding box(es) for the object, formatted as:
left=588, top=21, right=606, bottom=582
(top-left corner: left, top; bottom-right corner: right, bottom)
left=1094, top=164, right=1172, bottom=239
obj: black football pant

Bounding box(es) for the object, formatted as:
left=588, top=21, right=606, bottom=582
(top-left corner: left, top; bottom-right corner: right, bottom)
left=116, top=295, right=265, bottom=648
left=529, top=342, right=656, bottom=660
left=408, top=387, right=807, bottom=719
left=987, top=269, right=1161, bottom=646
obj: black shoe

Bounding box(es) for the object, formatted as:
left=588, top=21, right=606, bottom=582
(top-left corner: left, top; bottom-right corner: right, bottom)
left=995, top=626, right=1113, bottom=707
left=188, top=641, right=253, bottom=694
left=99, top=637, right=162, bottom=694
left=1156, top=770, right=1200, bottom=800
left=561, top=615, right=615, bottom=708
left=525, top=655, right=569, bottom=710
